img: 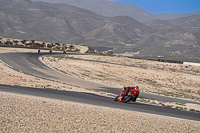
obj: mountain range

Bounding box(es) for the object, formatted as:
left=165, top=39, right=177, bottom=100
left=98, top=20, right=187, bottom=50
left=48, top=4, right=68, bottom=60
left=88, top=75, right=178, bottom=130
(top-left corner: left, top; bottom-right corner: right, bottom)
left=0, top=0, right=200, bottom=61
left=31, top=0, right=200, bottom=22
left=0, top=0, right=155, bottom=46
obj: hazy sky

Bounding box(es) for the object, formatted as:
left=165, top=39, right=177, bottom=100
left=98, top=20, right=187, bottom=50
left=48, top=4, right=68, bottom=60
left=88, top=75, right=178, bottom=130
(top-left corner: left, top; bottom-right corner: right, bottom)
left=111, top=0, right=200, bottom=14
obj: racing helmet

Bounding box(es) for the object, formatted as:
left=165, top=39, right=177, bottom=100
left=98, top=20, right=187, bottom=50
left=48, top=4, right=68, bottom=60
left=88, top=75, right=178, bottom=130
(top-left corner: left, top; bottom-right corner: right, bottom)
left=136, top=86, right=139, bottom=89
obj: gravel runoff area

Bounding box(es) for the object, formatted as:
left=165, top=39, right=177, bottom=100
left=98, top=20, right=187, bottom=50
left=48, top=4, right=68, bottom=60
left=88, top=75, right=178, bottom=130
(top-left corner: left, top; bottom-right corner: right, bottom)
left=1, top=92, right=200, bottom=133
left=0, top=47, right=200, bottom=132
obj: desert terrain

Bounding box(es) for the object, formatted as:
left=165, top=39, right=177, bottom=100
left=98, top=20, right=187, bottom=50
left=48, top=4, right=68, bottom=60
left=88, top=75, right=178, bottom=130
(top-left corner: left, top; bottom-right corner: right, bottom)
left=0, top=47, right=200, bottom=132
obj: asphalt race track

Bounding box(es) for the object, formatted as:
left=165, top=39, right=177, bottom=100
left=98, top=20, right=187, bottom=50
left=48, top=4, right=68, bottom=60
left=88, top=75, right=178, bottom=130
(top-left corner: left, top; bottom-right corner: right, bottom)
left=0, top=52, right=200, bottom=122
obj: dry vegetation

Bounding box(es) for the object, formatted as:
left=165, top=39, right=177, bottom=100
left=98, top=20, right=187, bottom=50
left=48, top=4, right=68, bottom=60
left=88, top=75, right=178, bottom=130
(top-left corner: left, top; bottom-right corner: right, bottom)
left=1, top=47, right=200, bottom=132
left=0, top=37, right=88, bottom=53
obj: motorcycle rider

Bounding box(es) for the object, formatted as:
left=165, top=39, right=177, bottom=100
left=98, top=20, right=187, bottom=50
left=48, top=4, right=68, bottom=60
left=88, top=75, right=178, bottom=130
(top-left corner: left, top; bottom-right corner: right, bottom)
left=122, top=86, right=139, bottom=99
left=134, top=86, right=140, bottom=98
left=135, top=86, right=139, bottom=92
left=114, top=86, right=140, bottom=102
left=122, top=86, right=136, bottom=96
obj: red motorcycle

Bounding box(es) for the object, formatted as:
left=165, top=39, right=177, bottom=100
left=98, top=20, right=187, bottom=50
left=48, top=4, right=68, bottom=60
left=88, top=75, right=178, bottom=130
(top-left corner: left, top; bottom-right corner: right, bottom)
left=114, top=86, right=139, bottom=103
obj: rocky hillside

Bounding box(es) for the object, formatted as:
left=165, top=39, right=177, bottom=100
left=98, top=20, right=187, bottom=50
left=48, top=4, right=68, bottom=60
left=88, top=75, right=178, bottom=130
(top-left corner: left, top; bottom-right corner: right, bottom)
left=142, top=15, right=200, bottom=60
left=145, top=14, right=200, bottom=32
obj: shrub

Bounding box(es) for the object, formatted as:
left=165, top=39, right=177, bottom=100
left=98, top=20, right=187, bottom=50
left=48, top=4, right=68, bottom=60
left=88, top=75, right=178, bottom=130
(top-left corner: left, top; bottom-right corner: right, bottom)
left=106, top=50, right=113, bottom=56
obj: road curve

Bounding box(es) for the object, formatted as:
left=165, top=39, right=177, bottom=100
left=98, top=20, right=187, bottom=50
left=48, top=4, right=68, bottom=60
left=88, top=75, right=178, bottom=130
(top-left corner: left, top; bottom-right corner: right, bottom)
left=0, top=52, right=200, bottom=122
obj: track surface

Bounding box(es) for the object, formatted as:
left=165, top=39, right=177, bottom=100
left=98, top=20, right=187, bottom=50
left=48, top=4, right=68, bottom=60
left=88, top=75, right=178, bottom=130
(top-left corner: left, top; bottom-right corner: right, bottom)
left=0, top=52, right=200, bottom=122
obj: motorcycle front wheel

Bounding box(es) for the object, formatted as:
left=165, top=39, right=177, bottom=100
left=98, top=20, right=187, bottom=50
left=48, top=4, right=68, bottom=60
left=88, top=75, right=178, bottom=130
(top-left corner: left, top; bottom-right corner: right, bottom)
left=114, top=96, right=119, bottom=101
left=132, top=94, right=139, bottom=102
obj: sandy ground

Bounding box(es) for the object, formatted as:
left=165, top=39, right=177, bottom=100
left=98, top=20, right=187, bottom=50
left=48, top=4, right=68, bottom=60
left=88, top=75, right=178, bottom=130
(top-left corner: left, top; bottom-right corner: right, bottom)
left=1, top=92, right=200, bottom=133
left=1, top=47, right=200, bottom=132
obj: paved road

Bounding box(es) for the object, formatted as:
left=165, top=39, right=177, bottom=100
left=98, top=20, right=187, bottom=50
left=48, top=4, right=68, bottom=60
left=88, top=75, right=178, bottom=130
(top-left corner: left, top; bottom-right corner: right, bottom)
left=1, top=84, right=200, bottom=122
left=0, top=52, right=200, bottom=121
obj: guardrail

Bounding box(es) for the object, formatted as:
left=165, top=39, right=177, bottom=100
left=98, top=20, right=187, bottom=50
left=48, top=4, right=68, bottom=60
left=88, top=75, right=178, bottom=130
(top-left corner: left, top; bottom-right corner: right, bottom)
left=183, top=62, right=200, bottom=66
